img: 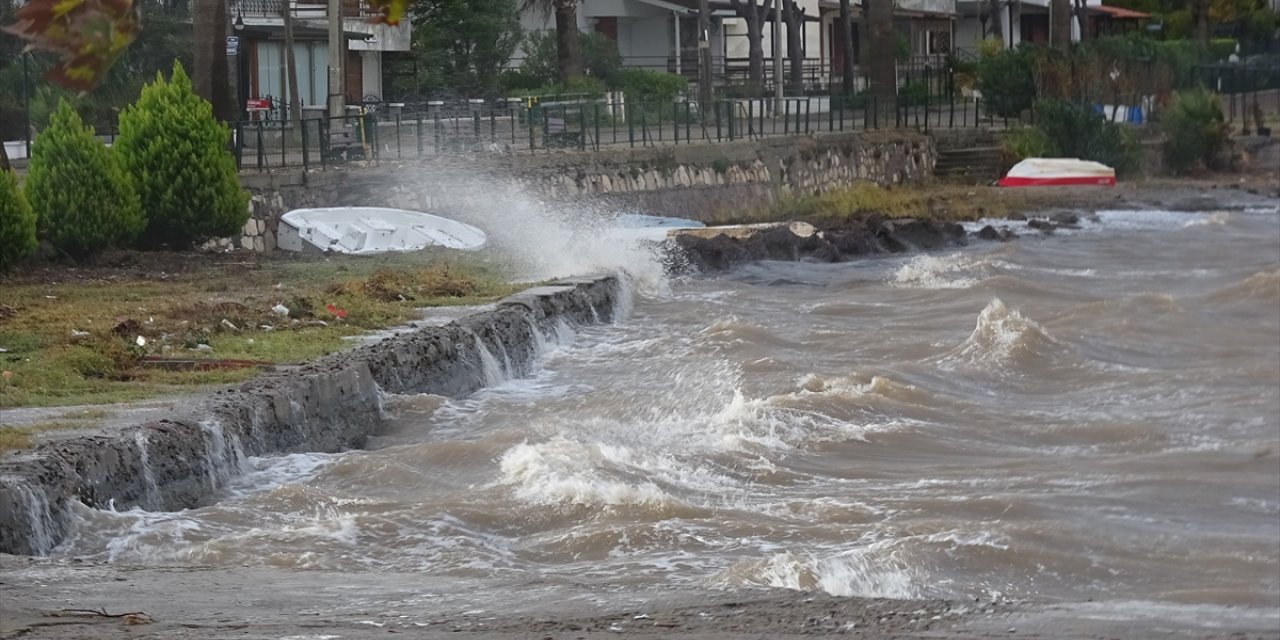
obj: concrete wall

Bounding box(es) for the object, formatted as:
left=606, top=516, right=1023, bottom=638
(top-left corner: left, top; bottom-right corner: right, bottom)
left=0, top=278, right=620, bottom=556
left=222, top=130, right=936, bottom=252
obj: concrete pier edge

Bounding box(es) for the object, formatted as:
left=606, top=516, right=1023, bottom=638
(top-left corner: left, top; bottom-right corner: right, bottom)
left=0, top=276, right=621, bottom=556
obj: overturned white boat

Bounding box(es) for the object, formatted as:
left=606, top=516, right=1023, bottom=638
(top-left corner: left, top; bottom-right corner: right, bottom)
left=998, top=158, right=1116, bottom=188
left=278, top=207, right=487, bottom=254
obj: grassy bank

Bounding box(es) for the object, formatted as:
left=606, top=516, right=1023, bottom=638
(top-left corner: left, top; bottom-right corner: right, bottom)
left=707, top=183, right=1050, bottom=227
left=0, top=250, right=521, bottom=411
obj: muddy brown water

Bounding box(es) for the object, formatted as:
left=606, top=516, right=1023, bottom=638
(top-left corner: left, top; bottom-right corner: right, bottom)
left=47, top=207, right=1280, bottom=630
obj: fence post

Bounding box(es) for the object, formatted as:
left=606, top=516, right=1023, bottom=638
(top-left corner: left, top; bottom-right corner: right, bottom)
left=685, top=101, right=691, bottom=143
left=579, top=101, right=586, bottom=151
left=594, top=102, right=601, bottom=151
left=674, top=101, right=680, bottom=144
left=319, top=118, right=327, bottom=170
left=234, top=122, right=244, bottom=170
left=256, top=120, right=265, bottom=170
left=301, top=119, right=309, bottom=170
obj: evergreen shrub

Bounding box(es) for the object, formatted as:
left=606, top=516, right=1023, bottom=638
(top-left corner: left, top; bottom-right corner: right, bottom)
left=114, top=61, right=248, bottom=249
left=24, top=100, right=142, bottom=260
left=1162, top=86, right=1229, bottom=174
left=0, top=169, right=37, bottom=271
left=1030, top=100, right=1144, bottom=177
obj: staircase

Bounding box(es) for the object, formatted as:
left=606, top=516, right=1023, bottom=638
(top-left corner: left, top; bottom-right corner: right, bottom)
left=933, top=145, right=1004, bottom=184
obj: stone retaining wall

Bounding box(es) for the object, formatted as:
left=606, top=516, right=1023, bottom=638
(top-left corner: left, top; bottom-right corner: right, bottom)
left=0, top=277, right=620, bottom=556
left=220, top=131, right=936, bottom=252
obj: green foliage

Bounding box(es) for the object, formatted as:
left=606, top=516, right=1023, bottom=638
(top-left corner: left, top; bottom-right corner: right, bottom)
left=1001, top=126, right=1054, bottom=163
left=520, top=75, right=608, bottom=99
left=113, top=62, right=248, bottom=250
left=0, top=2, right=192, bottom=136
left=1032, top=100, right=1143, bottom=177
left=408, top=0, right=522, bottom=97
left=520, top=30, right=623, bottom=88
left=978, top=44, right=1036, bottom=118
left=1161, top=86, right=1229, bottom=174
left=1207, top=37, right=1238, bottom=60
left=0, top=170, right=38, bottom=271
left=24, top=100, right=142, bottom=260
left=616, top=69, right=688, bottom=103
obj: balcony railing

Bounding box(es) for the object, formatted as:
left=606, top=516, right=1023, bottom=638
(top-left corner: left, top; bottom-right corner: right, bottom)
left=232, top=0, right=369, bottom=21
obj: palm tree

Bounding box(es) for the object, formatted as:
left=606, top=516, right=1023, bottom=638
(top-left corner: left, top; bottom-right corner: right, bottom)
left=192, top=0, right=235, bottom=121
left=523, top=0, right=583, bottom=82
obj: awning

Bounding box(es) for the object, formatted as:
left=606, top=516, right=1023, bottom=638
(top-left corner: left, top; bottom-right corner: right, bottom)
left=1091, top=5, right=1150, bottom=19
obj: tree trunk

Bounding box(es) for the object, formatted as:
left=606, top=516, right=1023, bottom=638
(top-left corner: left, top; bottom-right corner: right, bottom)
left=1073, top=0, right=1088, bottom=42
left=1192, top=0, right=1209, bottom=47
left=730, top=0, right=771, bottom=89
left=193, top=0, right=235, bottom=122
left=782, top=0, right=804, bottom=94
left=282, top=1, right=303, bottom=141
left=838, top=0, right=856, bottom=95
left=698, top=0, right=713, bottom=109
left=867, top=0, right=896, bottom=119
left=988, top=0, right=1003, bottom=45
left=0, top=143, right=9, bottom=172
left=1010, top=0, right=1021, bottom=46
left=554, top=0, right=583, bottom=82
left=1050, top=0, right=1072, bottom=51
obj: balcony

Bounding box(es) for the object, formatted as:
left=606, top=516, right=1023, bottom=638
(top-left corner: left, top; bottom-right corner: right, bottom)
left=230, top=0, right=410, bottom=52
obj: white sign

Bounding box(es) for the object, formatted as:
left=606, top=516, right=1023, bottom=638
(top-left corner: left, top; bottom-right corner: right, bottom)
left=226, top=36, right=239, bottom=56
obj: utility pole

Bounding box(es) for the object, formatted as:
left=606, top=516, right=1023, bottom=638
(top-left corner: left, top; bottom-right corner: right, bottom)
left=772, top=0, right=782, bottom=113
left=327, top=0, right=344, bottom=117
left=699, top=0, right=713, bottom=110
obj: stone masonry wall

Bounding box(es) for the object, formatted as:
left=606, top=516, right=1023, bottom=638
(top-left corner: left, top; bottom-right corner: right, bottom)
left=0, top=277, right=619, bottom=556
left=221, top=131, right=936, bottom=252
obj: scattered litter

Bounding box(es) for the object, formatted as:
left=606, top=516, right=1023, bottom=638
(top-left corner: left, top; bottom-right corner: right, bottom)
left=259, top=325, right=275, bottom=331
left=135, top=336, right=146, bottom=347
left=325, top=303, right=347, bottom=320
left=272, top=304, right=290, bottom=316
left=194, top=343, right=212, bottom=351
left=45, top=295, right=57, bottom=299
left=70, top=330, right=89, bottom=337
left=633, top=614, right=650, bottom=620
left=221, top=319, right=239, bottom=331
left=0, top=347, right=7, bottom=353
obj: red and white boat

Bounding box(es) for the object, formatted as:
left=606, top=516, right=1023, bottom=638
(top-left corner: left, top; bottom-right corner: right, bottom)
left=997, top=158, right=1116, bottom=187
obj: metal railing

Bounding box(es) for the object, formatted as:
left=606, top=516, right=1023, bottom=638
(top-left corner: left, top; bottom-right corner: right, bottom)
left=220, top=62, right=1278, bottom=171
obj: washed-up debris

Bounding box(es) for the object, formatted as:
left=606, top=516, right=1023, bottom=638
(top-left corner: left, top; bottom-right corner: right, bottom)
left=271, top=304, right=290, bottom=316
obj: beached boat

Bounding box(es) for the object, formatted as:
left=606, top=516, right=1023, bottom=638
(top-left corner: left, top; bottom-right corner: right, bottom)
left=997, top=158, right=1117, bottom=188
left=278, top=207, right=487, bottom=254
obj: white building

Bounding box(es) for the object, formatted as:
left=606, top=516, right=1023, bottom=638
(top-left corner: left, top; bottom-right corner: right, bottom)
left=229, top=0, right=410, bottom=114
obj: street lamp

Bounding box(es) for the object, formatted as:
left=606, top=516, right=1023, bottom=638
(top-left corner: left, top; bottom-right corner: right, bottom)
left=233, top=7, right=247, bottom=122
left=22, top=52, right=31, bottom=160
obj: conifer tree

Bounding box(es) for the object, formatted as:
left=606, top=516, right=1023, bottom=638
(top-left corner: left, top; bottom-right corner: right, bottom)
left=0, top=169, right=37, bottom=271
left=24, top=100, right=143, bottom=260
left=115, top=61, right=248, bottom=249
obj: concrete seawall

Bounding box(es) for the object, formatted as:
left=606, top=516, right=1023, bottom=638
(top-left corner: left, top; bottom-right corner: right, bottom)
left=0, top=277, right=620, bottom=556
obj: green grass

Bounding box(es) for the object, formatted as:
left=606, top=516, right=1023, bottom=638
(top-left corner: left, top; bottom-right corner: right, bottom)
left=0, top=251, right=523, bottom=409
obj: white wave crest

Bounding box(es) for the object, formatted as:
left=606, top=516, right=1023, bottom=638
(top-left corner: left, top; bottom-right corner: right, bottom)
left=891, top=253, right=986, bottom=289
left=708, top=543, right=922, bottom=599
